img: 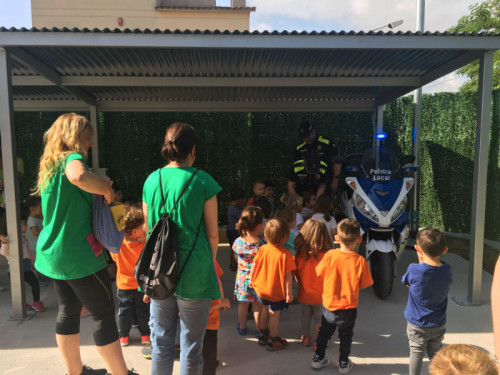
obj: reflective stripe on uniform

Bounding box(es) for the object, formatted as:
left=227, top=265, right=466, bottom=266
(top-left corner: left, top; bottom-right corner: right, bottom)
left=296, top=142, right=306, bottom=150
left=318, top=136, right=329, bottom=145
left=319, top=168, right=326, bottom=174
left=294, top=166, right=305, bottom=173
left=320, top=161, right=328, bottom=167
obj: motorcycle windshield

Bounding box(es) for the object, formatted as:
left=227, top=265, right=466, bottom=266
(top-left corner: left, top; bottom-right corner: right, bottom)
left=359, top=147, right=400, bottom=183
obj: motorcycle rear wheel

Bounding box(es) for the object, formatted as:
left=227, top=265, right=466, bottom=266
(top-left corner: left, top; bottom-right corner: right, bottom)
left=370, top=251, right=394, bottom=300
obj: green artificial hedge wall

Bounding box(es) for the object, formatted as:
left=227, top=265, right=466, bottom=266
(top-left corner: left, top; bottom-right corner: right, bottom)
left=12, top=90, right=500, bottom=241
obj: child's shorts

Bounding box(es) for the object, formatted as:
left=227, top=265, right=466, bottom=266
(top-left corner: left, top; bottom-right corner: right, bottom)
left=256, top=295, right=288, bottom=311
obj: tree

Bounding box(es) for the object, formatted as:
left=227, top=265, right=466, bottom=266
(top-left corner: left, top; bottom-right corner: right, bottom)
left=449, top=0, right=500, bottom=91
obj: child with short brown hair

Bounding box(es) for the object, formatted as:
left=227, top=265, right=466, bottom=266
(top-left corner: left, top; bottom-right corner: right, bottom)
left=294, top=218, right=332, bottom=347
left=110, top=204, right=151, bottom=353
left=402, top=227, right=452, bottom=375
left=311, top=218, right=373, bottom=373
left=250, top=218, right=296, bottom=351
left=429, top=344, right=497, bottom=375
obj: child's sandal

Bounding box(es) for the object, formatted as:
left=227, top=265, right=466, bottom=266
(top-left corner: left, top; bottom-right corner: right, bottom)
left=267, top=337, right=287, bottom=351
left=258, top=328, right=270, bottom=345
left=236, top=323, right=247, bottom=335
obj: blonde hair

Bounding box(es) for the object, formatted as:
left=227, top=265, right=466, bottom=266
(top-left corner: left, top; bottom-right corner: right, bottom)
left=281, top=193, right=303, bottom=213
left=429, top=344, right=497, bottom=375
left=294, top=218, right=332, bottom=260
left=35, top=113, right=92, bottom=193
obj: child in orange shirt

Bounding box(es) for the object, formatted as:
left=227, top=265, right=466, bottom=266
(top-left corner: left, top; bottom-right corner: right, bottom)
left=203, top=261, right=230, bottom=375
left=294, top=218, right=333, bottom=347
left=311, top=218, right=373, bottom=374
left=110, top=205, right=151, bottom=352
left=250, top=218, right=296, bottom=351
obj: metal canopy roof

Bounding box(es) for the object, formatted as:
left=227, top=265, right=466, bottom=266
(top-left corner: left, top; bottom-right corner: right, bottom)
left=1, top=28, right=499, bottom=112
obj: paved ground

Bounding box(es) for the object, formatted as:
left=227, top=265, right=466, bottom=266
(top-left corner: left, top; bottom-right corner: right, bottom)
left=0, top=244, right=495, bottom=375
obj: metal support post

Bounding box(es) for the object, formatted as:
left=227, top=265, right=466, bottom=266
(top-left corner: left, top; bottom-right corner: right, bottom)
left=0, top=48, right=26, bottom=320
left=409, top=0, right=425, bottom=239
left=468, top=51, right=494, bottom=305
left=374, top=105, right=385, bottom=169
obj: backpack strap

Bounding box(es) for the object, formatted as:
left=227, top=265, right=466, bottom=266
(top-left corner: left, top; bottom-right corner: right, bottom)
left=158, top=169, right=199, bottom=218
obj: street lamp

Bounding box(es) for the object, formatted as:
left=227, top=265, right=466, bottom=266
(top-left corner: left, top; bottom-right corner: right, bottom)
left=372, top=20, right=404, bottom=31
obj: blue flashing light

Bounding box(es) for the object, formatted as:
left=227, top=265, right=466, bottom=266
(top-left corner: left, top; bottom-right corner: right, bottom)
left=376, top=132, right=388, bottom=140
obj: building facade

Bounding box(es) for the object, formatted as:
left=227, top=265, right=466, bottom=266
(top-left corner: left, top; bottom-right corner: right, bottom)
left=31, top=0, right=255, bottom=31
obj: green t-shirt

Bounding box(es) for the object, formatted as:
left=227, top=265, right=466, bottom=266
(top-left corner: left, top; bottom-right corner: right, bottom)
left=36, top=153, right=107, bottom=279
left=142, top=167, right=221, bottom=300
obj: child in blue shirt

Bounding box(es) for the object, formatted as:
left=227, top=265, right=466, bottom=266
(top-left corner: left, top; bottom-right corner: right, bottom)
left=402, top=227, right=452, bottom=375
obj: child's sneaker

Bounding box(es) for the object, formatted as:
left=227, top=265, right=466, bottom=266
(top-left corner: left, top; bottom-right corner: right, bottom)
left=141, top=343, right=152, bottom=359
left=338, top=359, right=353, bottom=374
left=311, top=355, right=330, bottom=370
left=300, top=334, right=311, bottom=347
left=80, top=365, right=107, bottom=374
left=119, top=336, right=129, bottom=346
left=141, top=335, right=151, bottom=345
left=32, top=301, right=45, bottom=312
left=25, top=304, right=33, bottom=311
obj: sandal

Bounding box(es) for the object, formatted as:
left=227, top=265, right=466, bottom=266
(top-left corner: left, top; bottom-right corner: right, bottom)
left=258, top=328, right=270, bottom=345
left=236, top=323, right=247, bottom=335
left=267, top=337, right=288, bottom=351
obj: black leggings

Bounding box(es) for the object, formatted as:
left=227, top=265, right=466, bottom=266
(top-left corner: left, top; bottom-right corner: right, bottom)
left=53, top=267, right=119, bottom=346
left=8, top=270, right=40, bottom=302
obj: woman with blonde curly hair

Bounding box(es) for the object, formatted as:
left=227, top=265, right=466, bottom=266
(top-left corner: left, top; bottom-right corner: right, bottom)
left=36, top=113, right=135, bottom=375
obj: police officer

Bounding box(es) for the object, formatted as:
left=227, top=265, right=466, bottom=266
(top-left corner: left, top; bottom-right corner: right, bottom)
left=287, top=121, right=341, bottom=197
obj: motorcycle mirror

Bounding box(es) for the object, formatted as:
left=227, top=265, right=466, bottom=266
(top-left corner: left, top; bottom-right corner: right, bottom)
left=400, top=155, right=415, bottom=165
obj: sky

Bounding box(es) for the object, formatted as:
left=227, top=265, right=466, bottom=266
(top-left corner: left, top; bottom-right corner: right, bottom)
left=0, top=0, right=480, bottom=93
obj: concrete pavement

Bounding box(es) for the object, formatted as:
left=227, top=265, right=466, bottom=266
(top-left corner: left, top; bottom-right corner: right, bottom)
left=0, top=245, right=495, bottom=375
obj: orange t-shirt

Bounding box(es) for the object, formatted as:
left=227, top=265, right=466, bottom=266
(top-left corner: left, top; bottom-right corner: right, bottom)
left=110, top=239, right=144, bottom=290
left=206, top=261, right=224, bottom=330
left=246, top=196, right=255, bottom=207
left=316, top=249, right=373, bottom=311
left=295, top=251, right=326, bottom=305
left=251, top=243, right=296, bottom=302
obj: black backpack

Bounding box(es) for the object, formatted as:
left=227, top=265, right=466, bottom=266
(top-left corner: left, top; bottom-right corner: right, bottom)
left=135, top=169, right=201, bottom=300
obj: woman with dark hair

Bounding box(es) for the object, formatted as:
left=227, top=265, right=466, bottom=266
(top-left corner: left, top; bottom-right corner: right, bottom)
left=142, top=122, right=221, bottom=375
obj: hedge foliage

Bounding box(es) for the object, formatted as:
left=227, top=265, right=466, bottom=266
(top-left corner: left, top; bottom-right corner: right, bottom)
left=13, top=90, right=500, bottom=241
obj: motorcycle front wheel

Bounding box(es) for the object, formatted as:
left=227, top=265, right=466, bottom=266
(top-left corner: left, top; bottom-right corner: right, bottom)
left=370, top=251, right=394, bottom=300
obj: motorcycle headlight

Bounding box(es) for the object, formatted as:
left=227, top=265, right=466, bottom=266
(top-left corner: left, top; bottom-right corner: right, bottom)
left=354, top=193, right=379, bottom=223
left=390, top=196, right=408, bottom=222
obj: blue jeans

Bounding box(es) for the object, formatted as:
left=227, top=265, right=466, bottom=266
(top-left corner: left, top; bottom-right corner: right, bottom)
left=150, top=296, right=211, bottom=375
left=116, top=288, right=150, bottom=337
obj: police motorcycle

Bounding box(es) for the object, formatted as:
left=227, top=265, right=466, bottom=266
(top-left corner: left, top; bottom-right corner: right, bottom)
left=340, top=147, right=417, bottom=299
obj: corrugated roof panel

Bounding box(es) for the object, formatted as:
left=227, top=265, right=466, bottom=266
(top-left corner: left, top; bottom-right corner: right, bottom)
left=17, top=47, right=470, bottom=79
